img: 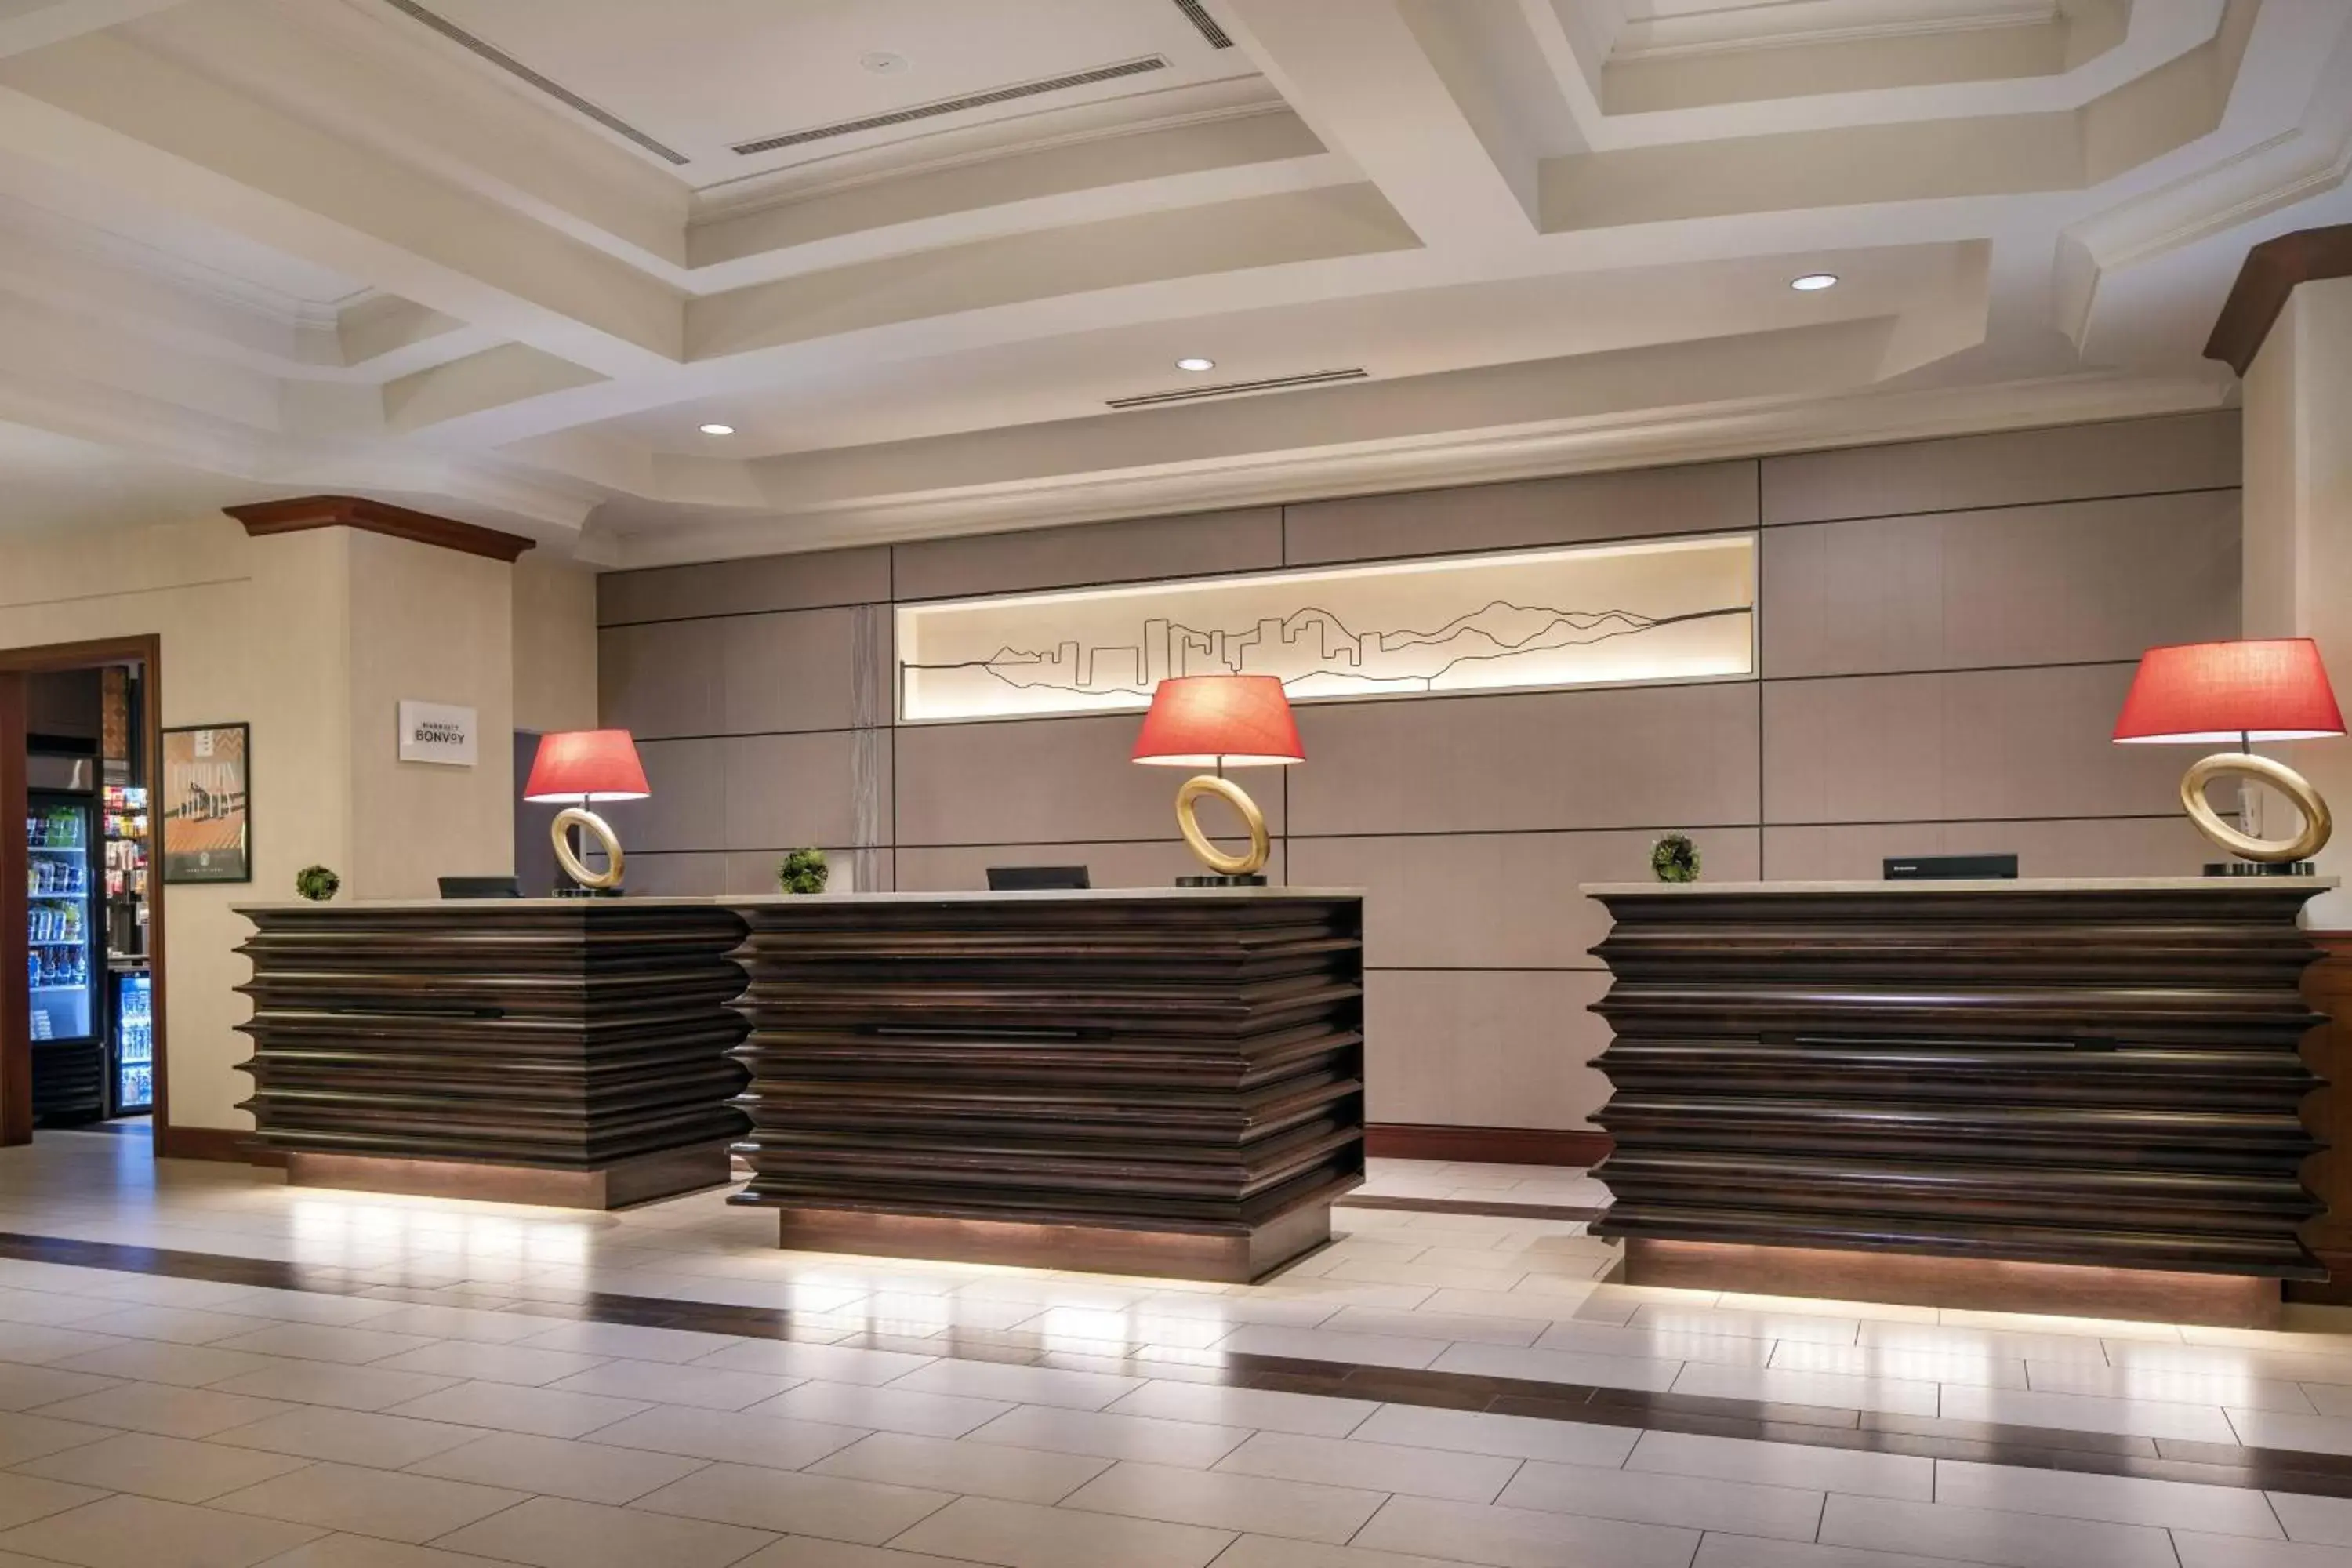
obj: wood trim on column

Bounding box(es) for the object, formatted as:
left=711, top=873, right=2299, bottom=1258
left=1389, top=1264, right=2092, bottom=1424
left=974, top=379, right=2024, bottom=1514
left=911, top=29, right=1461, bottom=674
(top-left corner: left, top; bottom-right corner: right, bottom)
left=2205, top=224, right=2352, bottom=375
left=155, top=1126, right=285, bottom=1167
left=226, top=496, right=535, bottom=563
left=1364, top=1123, right=1611, bottom=1167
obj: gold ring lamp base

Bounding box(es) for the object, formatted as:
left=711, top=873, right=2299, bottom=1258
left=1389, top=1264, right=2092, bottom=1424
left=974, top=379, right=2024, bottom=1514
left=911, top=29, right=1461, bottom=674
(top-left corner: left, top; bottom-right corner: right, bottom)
left=1173, top=775, right=1270, bottom=885
left=550, top=806, right=626, bottom=896
left=2180, top=753, right=2332, bottom=874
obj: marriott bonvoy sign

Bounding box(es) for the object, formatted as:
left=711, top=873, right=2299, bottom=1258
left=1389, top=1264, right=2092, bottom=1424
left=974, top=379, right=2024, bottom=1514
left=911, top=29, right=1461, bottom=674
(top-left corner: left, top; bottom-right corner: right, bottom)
left=397, top=701, right=478, bottom=766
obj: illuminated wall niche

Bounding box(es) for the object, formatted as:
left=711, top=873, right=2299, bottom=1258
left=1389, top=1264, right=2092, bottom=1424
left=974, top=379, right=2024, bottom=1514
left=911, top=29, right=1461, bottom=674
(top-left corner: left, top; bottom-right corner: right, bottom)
left=895, top=532, right=1757, bottom=723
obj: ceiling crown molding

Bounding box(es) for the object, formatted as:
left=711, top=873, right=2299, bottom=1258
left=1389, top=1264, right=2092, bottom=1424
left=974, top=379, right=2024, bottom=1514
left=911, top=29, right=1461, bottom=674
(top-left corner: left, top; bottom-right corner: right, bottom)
left=227, top=495, right=534, bottom=561
left=2204, top=223, right=2352, bottom=372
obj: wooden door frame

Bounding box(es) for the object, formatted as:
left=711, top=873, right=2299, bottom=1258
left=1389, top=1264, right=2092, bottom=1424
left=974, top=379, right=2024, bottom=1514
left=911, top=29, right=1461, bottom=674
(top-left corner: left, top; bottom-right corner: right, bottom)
left=0, top=636, right=167, bottom=1152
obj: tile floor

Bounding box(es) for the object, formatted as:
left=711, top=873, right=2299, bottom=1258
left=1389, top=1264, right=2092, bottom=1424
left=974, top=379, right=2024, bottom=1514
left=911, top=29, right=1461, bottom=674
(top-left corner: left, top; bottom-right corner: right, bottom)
left=0, top=1131, right=2326, bottom=1564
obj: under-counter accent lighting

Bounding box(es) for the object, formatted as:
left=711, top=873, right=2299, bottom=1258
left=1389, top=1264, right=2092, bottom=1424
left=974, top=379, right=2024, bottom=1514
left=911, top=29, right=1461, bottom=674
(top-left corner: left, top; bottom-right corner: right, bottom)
left=1174, top=357, right=1215, bottom=372
left=1790, top=273, right=1839, bottom=292
left=699, top=423, right=736, bottom=436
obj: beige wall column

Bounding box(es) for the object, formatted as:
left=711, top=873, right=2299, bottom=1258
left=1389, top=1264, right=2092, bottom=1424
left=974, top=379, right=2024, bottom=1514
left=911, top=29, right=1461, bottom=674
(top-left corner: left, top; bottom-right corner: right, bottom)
left=2241, top=273, right=2352, bottom=927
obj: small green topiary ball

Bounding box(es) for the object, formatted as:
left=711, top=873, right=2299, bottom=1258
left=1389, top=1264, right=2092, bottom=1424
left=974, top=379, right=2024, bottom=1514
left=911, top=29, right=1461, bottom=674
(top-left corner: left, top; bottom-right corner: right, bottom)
left=294, top=865, right=341, bottom=902
left=1650, top=833, right=1700, bottom=884
left=776, top=847, right=829, bottom=895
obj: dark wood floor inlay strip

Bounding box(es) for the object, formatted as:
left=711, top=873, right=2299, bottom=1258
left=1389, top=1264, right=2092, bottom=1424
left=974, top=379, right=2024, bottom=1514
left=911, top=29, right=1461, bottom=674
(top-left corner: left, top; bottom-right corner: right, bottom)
left=0, top=1226, right=2336, bottom=1496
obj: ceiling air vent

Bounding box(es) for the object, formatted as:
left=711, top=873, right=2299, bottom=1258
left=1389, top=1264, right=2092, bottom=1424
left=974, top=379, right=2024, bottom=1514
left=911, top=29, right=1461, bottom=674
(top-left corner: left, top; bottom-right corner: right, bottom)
left=731, top=56, right=1170, bottom=155
left=1172, top=0, right=1235, bottom=49
left=1106, top=368, right=1368, bottom=410
left=379, top=0, right=689, bottom=165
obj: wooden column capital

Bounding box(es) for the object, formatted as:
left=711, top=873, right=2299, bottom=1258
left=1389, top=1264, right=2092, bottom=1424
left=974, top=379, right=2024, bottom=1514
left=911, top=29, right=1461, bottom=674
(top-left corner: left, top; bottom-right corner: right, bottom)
left=226, top=496, right=534, bottom=564
left=2205, top=224, right=2352, bottom=376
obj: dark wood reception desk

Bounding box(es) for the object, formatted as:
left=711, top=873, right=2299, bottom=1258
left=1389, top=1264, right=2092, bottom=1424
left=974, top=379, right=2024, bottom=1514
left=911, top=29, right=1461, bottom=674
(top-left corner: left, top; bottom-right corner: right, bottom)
left=1584, top=877, right=2336, bottom=1327
left=236, top=899, right=751, bottom=1208
left=728, top=888, right=1365, bottom=1282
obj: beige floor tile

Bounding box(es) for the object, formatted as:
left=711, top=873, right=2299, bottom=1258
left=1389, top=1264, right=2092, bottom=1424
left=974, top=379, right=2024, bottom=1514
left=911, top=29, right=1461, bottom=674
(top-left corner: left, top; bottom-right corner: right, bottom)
left=889, top=1494, right=1232, bottom=1568
left=0, top=1493, right=330, bottom=1568
left=965, top=1404, right=1250, bottom=1468
left=1060, top=1457, right=1385, bottom=1544
left=0, top=1323, right=130, bottom=1366
left=209, top=1326, right=438, bottom=1366
left=1819, top=1494, right=2182, bottom=1568
left=0, top=1363, right=119, bottom=1410
left=404, top=1429, right=707, bottom=1504
left=728, top=1537, right=1004, bottom=1568
left=509, top=1321, right=746, bottom=1364
left=430, top=1494, right=775, bottom=1568
left=207, top=1360, right=463, bottom=1412
left=2024, top=1359, right=2314, bottom=1412
left=1348, top=1405, right=1638, bottom=1467
left=811, top=1431, right=1107, bottom=1503
left=208, top=1406, right=485, bottom=1468
left=1351, top=1494, right=1699, bottom=1567
left=245, top=1535, right=527, bottom=1568
left=14, top=1430, right=312, bottom=1503
left=692, top=1339, right=935, bottom=1387
left=750, top=1380, right=1011, bottom=1439
left=67, top=1307, right=270, bottom=1346
left=34, top=1381, right=293, bottom=1439
left=1766, top=1340, right=2028, bottom=1389
left=1214, top=1324, right=1452, bottom=1371
left=1430, top=1340, right=1684, bottom=1393
left=345, top=1306, right=568, bottom=1345
left=1206, top=1537, right=1468, bottom=1568
left=51, top=1341, right=279, bottom=1388
left=208, top=1292, right=413, bottom=1329
left=2231, top=1409, right=2352, bottom=1457
left=1102, top=1381, right=1377, bottom=1438
left=1497, top=1458, right=1822, bottom=1540
left=1627, top=1429, right=1930, bottom=1501
left=1692, top=1535, right=2009, bottom=1567
left=2272, top=1489, right=2352, bottom=1547
left=0, top=1472, right=107, bottom=1530
left=369, top=1342, right=605, bottom=1388
left=632, top=1460, right=951, bottom=1544
left=381, top=1381, right=649, bottom=1438
left=884, top=1359, right=1140, bottom=1412
left=543, top=1357, right=798, bottom=1411
left=1214, top=1430, right=1518, bottom=1504
left=1936, top=1384, right=2238, bottom=1443
left=584, top=1403, right=868, bottom=1470
left=209, top=1461, right=526, bottom=1544
left=1933, top=1457, right=2281, bottom=1537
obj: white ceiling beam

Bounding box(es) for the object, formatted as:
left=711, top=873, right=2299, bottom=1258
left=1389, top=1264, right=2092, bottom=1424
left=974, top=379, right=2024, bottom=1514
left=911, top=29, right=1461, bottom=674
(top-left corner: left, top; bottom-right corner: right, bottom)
left=0, top=31, right=684, bottom=376
left=1210, top=0, right=1543, bottom=254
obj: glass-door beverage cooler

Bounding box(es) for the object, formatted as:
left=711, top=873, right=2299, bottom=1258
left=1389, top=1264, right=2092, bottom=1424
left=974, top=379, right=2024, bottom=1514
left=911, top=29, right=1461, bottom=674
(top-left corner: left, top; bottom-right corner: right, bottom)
left=26, top=782, right=103, bottom=1123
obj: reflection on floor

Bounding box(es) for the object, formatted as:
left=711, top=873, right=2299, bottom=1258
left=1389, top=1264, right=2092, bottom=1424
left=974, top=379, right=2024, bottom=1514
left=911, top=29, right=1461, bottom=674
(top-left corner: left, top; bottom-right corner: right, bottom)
left=0, top=1129, right=2328, bottom=1565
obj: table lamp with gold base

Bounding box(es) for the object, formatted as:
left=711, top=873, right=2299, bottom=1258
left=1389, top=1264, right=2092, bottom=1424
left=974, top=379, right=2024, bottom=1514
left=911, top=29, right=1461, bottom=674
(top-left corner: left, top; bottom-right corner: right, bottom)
left=1131, top=674, right=1304, bottom=886
left=2112, top=638, right=2344, bottom=873
left=522, top=729, right=651, bottom=896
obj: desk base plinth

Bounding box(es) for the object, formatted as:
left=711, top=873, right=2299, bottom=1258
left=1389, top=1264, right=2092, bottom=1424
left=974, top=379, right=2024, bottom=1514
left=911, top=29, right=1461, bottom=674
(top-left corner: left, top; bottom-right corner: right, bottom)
left=285, top=1143, right=734, bottom=1210
left=768, top=1191, right=1347, bottom=1283
left=1618, top=1236, right=2283, bottom=1330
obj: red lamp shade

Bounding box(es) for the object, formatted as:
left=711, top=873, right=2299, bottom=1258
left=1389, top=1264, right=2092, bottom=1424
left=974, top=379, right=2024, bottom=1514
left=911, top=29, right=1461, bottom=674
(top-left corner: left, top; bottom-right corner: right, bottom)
left=1131, top=675, right=1304, bottom=768
left=2113, top=638, right=2346, bottom=745
left=523, top=729, right=651, bottom=802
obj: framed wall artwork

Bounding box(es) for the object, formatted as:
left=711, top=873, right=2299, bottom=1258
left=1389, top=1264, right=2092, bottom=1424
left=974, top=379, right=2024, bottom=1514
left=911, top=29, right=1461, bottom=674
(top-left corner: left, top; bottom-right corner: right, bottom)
left=896, top=532, right=1759, bottom=724
left=160, top=723, right=250, bottom=884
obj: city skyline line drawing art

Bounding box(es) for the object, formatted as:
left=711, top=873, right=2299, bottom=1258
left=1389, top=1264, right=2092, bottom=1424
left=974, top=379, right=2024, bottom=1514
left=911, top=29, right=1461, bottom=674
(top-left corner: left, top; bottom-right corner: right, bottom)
left=900, top=598, right=1755, bottom=701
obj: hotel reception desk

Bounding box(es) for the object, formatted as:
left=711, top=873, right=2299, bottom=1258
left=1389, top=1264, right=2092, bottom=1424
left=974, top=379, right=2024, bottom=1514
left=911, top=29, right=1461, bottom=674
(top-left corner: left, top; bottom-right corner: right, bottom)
left=1584, top=877, right=2335, bottom=1326
left=238, top=888, right=1364, bottom=1283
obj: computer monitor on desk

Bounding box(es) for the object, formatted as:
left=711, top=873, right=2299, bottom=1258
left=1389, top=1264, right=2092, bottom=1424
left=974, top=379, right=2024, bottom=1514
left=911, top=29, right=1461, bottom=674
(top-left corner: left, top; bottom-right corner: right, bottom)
left=985, top=866, right=1090, bottom=891
left=437, top=876, right=522, bottom=898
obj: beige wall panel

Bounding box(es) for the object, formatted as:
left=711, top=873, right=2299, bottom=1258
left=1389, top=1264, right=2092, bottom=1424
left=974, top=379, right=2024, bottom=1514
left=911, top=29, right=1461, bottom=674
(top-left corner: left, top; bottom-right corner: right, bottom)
left=1290, top=829, right=1759, bottom=971
left=1762, top=491, right=2241, bottom=678
left=1284, top=462, right=1756, bottom=566
left=511, top=554, right=600, bottom=735
left=1290, top=682, right=1759, bottom=837
left=617, top=851, right=727, bottom=896
left=1762, top=664, right=2183, bottom=824
left=598, top=736, right=724, bottom=853
left=720, top=608, right=873, bottom=735
left=597, top=546, right=889, bottom=625
left=1760, top=412, right=2241, bottom=525
left=1762, top=816, right=2214, bottom=881
left=894, top=713, right=1289, bottom=845
left=598, top=620, right=723, bottom=740
left=1365, top=971, right=1613, bottom=1129
left=722, top=731, right=873, bottom=849
left=895, top=840, right=1274, bottom=892
left=891, top=509, right=1283, bottom=601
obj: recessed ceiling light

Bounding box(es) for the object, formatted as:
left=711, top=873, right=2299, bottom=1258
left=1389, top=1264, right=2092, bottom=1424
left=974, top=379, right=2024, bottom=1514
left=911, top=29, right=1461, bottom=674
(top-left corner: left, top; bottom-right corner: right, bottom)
left=1790, top=273, right=1839, bottom=292
left=699, top=423, right=736, bottom=436
left=1174, top=357, right=1215, bottom=372
left=861, top=51, right=907, bottom=74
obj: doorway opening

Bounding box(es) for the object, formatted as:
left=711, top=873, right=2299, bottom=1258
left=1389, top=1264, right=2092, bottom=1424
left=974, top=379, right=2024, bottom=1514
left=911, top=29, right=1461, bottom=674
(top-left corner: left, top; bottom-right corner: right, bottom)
left=0, top=637, right=167, bottom=1151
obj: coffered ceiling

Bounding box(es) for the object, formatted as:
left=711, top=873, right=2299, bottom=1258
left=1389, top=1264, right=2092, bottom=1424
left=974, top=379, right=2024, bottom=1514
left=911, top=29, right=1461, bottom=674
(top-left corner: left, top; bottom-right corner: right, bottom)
left=0, top=0, right=2342, bottom=562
